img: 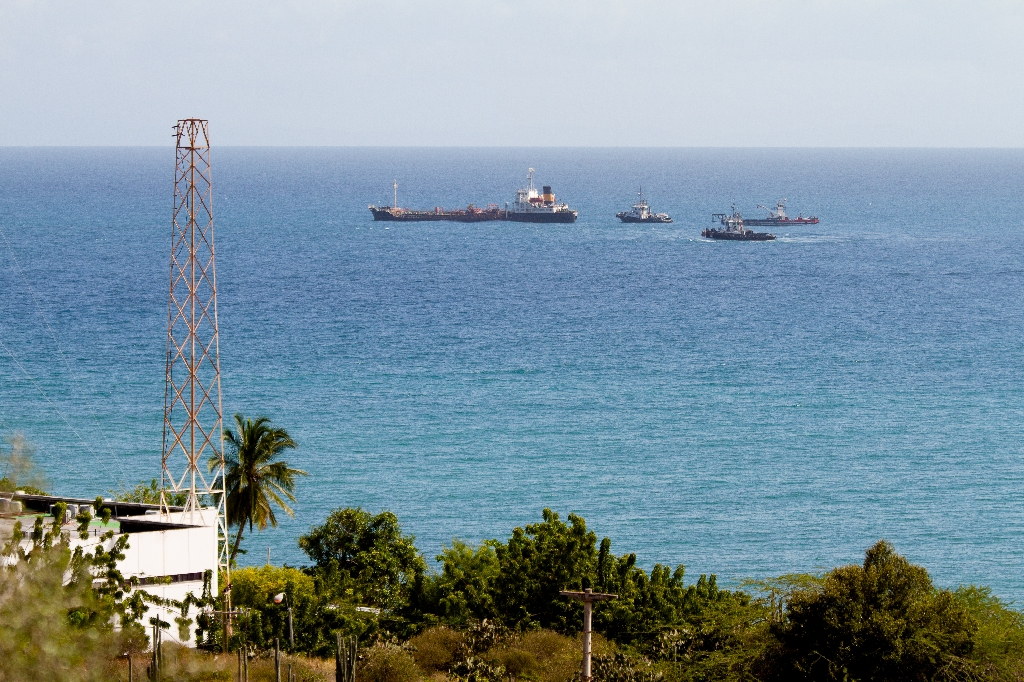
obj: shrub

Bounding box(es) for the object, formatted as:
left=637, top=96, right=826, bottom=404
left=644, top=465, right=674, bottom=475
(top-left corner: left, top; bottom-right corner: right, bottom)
left=485, top=647, right=538, bottom=678
left=519, top=630, right=576, bottom=661
left=361, top=644, right=422, bottom=682
left=231, top=565, right=316, bottom=608
left=481, top=630, right=583, bottom=682
left=410, top=625, right=466, bottom=671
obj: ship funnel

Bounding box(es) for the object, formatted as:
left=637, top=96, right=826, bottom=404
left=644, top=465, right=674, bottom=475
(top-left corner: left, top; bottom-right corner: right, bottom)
left=542, top=185, right=554, bottom=203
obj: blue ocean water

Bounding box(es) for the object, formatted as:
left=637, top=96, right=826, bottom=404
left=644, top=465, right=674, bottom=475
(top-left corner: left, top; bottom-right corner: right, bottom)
left=1, top=147, right=1023, bottom=599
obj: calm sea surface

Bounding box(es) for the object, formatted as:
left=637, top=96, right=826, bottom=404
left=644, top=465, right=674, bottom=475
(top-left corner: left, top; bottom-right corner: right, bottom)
left=1, top=148, right=1022, bottom=598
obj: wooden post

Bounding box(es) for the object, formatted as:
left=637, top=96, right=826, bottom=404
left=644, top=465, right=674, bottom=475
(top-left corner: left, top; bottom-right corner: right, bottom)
left=237, top=647, right=242, bottom=682
left=244, top=648, right=249, bottom=682
left=128, top=655, right=133, bottom=682
left=151, top=624, right=160, bottom=682
left=275, top=638, right=281, bottom=682
left=559, top=588, right=617, bottom=682
left=336, top=632, right=343, bottom=682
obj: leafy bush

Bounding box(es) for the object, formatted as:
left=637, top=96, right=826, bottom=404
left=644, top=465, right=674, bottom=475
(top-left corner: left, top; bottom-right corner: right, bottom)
left=767, top=540, right=978, bottom=681
left=232, top=565, right=316, bottom=609
left=0, top=508, right=156, bottom=680
left=229, top=564, right=375, bottom=657
left=490, top=629, right=583, bottom=682
left=587, top=652, right=663, bottom=682
left=409, top=625, right=466, bottom=671
left=360, top=644, right=422, bottom=682
left=953, top=586, right=1024, bottom=681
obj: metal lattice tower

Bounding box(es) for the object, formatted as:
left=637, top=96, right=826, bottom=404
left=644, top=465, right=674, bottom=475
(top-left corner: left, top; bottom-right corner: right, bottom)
left=162, top=118, right=228, bottom=572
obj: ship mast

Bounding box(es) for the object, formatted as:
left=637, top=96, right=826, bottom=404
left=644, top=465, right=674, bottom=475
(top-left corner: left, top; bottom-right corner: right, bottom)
left=393, top=180, right=398, bottom=209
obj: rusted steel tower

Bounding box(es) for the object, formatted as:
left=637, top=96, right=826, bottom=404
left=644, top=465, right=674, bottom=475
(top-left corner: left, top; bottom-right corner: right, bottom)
left=162, top=118, right=228, bottom=572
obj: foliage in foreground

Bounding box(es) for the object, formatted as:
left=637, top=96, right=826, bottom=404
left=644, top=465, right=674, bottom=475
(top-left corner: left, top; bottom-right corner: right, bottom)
left=0, top=432, right=48, bottom=495
left=0, top=502, right=149, bottom=681
left=6, top=501, right=1024, bottom=682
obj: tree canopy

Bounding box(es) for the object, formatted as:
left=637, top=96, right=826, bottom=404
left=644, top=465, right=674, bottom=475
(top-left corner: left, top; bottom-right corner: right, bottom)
left=769, top=540, right=978, bottom=682
left=216, top=414, right=307, bottom=562
left=299, top=507, right=426, bottom=611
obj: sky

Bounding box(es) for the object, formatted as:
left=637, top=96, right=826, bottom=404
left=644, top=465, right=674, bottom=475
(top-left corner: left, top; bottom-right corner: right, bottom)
left=1, top=0, right=1023, bottom=146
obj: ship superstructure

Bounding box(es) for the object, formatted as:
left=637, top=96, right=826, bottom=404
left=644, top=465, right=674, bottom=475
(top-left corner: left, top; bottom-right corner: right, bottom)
left=703, top=206, right=775, bottom=241
left=616, top=188, right=672, bottom=223
left=743, top=199, right=819, bottom=226
left=504, top=169, right=578, bottom=223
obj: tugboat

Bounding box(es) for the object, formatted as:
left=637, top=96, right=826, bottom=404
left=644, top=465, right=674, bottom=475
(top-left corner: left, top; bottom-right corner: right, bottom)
left=742, top=199, right=819, bottom=226
left=503, top=169, right=578, bottom=223
left=616, top=188, right=672, bottom=223
left=369, top=181, right=504, bottom=222
left=703, top=207, right=775, bottom=241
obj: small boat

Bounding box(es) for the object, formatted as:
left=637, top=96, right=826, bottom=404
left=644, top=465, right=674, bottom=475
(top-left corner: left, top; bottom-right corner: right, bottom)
left=616, top=188, right=672, bottom=223
left=703, top=207, right=775, bottom=241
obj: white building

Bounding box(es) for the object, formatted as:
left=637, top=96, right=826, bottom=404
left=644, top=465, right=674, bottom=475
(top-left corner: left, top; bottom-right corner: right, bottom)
left=2, top=493, right=219, bottom=647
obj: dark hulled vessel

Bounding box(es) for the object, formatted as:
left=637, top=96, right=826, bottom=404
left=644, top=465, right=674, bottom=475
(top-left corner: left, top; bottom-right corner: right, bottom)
left=742, top=199, right=819, bottom=227
left=369, top=205, right=504, bottom=222
left=703, top=209, right=775, bottom=241
left=504, top=169, right=578, bottom=223
left=368, top=173, right=577, bottom=223
left=369, top=181, right=504, bottom=222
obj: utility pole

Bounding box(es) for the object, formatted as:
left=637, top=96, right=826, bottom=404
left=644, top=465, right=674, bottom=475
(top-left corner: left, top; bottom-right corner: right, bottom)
left=560, top=588, right=617, bottom=682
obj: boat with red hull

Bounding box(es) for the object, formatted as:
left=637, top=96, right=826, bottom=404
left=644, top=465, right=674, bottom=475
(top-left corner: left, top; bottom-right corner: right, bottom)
left=368, top=172, right=577, bottom=223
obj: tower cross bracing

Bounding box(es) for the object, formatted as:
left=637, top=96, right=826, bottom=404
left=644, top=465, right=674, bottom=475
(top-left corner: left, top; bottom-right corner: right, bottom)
left=162, top=118, right=228, bottom=572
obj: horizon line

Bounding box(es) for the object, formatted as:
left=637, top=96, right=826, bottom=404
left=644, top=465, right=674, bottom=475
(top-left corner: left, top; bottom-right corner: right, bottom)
left=2, top=144, right=1024, bottom=150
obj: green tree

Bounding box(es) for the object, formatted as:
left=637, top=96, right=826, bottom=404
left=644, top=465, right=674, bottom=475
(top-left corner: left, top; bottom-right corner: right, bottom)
left=768, top=540, right=977, bottom=682
left=213, top=414, right=307, bottom=563
left=491, top=508, right=599, bottom=631
left=428, top=539, right=502, bottom=625
left=299, top=507, right=426, bottom=611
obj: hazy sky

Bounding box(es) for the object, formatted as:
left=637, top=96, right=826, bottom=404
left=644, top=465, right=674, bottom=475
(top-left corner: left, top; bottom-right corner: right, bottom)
left=2, top=0, right=1023, bottom=146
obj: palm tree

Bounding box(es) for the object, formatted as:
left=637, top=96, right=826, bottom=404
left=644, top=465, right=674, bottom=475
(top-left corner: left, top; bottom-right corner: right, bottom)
left=211, top=414, right=307, bottom=563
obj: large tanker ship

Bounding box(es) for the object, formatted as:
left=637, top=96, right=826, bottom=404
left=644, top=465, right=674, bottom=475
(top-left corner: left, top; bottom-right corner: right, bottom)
left=369, top=182, right=504, bottom=222
left=369, top=171, right=577, bottom=223
left=742, top=199, right=819, bottom=227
